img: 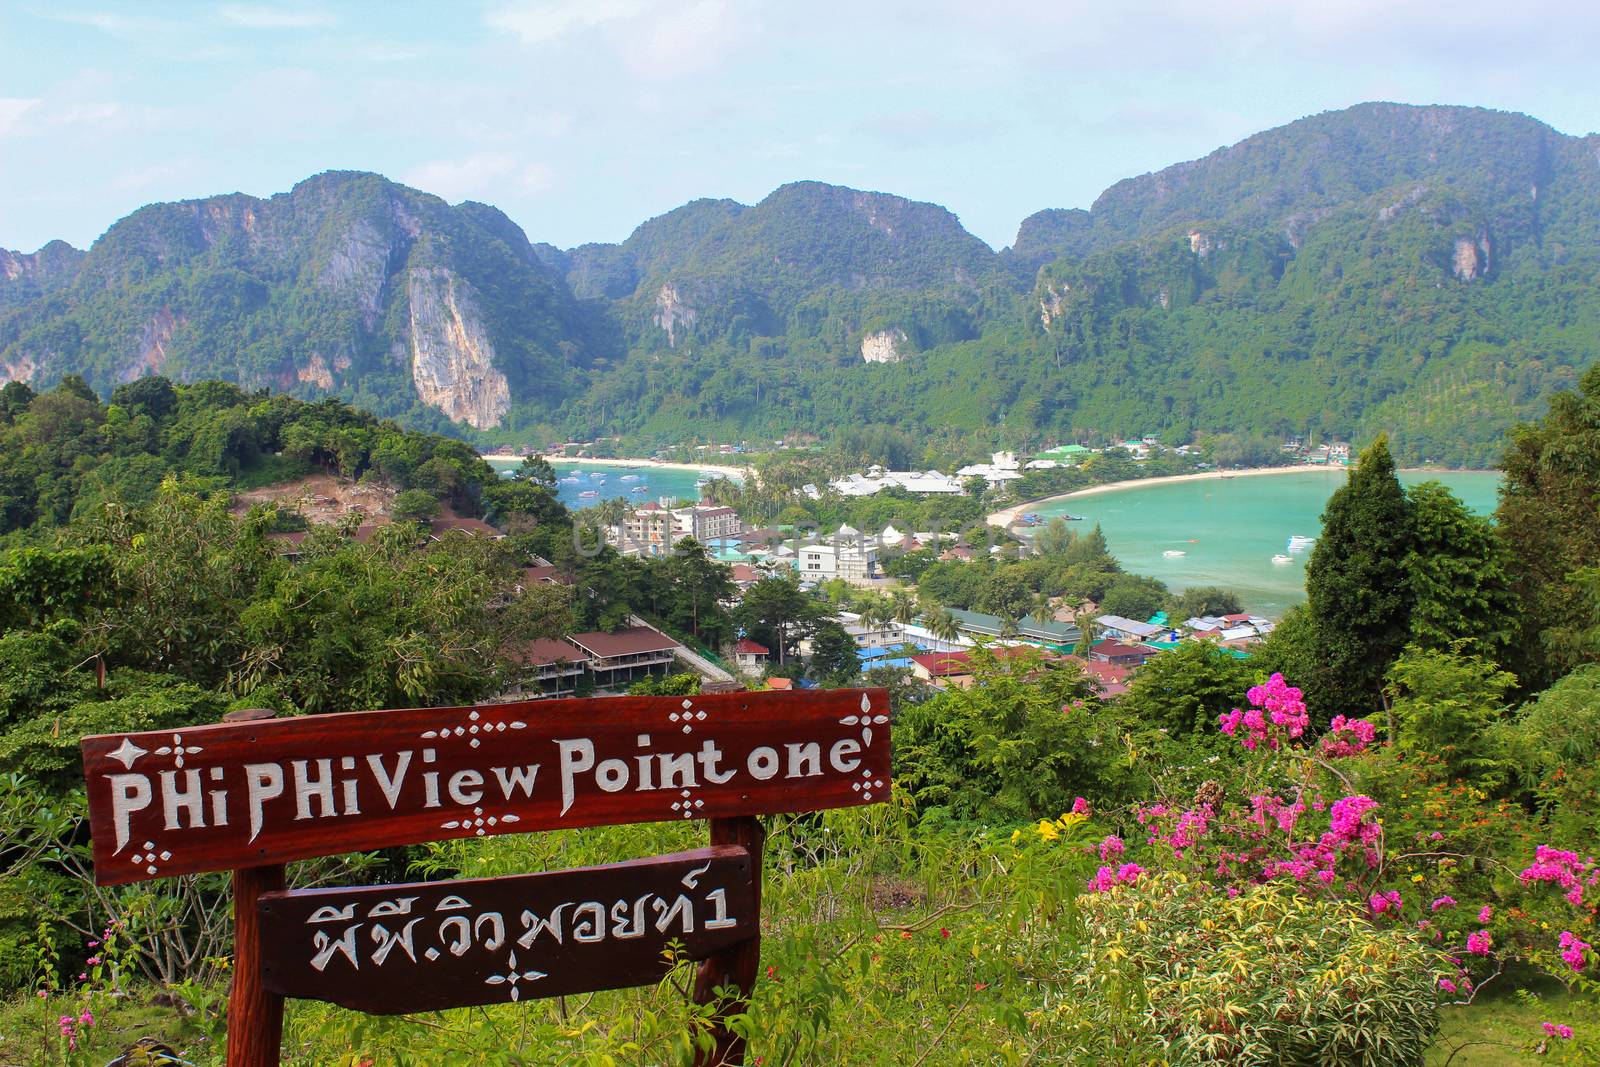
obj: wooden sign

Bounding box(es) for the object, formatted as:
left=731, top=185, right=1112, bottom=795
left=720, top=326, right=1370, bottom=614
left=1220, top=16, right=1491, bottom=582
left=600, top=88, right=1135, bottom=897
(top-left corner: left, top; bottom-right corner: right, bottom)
left=81, top=688, right=889, bottom=885
left=257, top=846, right=757, bottom=1014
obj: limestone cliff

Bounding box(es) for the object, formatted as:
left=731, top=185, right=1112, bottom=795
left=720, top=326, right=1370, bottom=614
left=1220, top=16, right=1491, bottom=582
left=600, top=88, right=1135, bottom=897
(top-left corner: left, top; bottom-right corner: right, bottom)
left=654, top=283, right=697, bottom=348
left=121, top=305, right=184, bottom=383
left=406, top=267, right=510, bottom=429
left=860, top=328, right=909, bottom=363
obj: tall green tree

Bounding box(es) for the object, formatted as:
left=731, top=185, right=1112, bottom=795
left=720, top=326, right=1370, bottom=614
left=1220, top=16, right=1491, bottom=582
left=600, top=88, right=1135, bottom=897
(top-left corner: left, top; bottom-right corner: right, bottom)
left=1497, top=363, right=1600, bottom=687
left=808, top=619, right=861, bottom=686
left=1304, top=435, right=1413, bottom=714
left=1404, top=481, right=1515, bottom=658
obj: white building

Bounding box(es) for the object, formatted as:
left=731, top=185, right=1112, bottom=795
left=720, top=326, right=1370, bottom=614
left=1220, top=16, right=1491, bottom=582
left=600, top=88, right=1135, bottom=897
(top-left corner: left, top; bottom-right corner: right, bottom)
left=797, top=526, right=881, bottom=581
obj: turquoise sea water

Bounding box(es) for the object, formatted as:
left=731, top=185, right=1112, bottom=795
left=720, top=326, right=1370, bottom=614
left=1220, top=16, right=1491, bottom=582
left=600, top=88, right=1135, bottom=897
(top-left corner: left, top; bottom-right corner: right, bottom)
left=1027, top=470, right=1502, bottom=616
left=485, top=457, right=738, bottom=511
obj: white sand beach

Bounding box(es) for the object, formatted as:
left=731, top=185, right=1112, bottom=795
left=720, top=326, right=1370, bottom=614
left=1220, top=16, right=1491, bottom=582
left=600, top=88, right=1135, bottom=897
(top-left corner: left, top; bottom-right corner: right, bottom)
left=482, top=452, right=750, bottom=482
left=987, top=464, right=1339, bottom=527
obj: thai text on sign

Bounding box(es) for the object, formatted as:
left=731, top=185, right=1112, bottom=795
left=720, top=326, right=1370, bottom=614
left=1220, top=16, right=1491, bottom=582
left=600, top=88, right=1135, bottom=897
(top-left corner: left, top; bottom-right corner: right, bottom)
left=81, top=689, right=890, bottom=885
left=257, top=846, right=757, bottom=1014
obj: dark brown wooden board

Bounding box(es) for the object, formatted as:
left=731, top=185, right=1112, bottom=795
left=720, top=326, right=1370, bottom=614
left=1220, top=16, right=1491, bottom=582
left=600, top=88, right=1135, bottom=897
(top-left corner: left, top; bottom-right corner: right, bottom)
left=81, top=688, right=889, bottom=885
left=257, top=846, right=756, bottom=1014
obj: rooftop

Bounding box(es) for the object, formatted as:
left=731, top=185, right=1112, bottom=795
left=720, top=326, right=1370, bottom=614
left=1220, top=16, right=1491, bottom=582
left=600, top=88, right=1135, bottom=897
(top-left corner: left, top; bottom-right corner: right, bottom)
left=567, top=625, right=683, bottom=659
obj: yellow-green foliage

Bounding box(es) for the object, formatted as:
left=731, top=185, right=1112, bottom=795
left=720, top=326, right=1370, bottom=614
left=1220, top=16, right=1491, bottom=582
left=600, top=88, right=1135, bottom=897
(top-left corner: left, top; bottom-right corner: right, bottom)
left=1060, top=872, right=1444, bottom=1066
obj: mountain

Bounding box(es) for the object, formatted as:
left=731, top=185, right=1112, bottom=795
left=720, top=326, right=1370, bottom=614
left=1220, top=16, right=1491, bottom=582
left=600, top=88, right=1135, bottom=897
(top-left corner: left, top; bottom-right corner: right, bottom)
left=0, top=172, right=595, bottom=430
left=3, top=102, right=1599, bottom=464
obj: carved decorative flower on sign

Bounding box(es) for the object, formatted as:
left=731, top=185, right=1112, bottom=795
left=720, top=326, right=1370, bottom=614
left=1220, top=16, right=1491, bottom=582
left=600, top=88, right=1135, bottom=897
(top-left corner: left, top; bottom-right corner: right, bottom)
left=154, top=734, right=203, bottom=768
left=485, top=949, right=546, bottom=1001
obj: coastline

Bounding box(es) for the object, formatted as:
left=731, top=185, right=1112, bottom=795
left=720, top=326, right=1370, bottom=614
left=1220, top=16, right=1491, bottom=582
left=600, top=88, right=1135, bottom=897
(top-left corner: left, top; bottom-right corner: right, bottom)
left=986, top=464, right=1343, bottom=527
left=482, top=452, right=750, bottom=482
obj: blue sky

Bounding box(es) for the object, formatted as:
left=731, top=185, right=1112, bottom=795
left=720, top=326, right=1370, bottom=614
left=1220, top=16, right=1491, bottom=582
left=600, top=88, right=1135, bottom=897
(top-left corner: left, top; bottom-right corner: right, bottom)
left=2, top=1, right=1597, bottom=254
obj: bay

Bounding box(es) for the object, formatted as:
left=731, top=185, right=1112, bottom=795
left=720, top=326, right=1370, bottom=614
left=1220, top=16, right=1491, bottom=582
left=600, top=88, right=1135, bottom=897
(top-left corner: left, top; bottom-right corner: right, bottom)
left=485, top=457, right=738, bottom=511
left=1028, top=470, right=1502, bottom=616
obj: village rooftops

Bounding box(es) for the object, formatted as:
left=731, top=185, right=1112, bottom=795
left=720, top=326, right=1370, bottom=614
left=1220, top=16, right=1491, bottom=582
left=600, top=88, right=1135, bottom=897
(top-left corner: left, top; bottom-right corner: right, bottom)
left=1095, top=615, right=1165, bottom=639
left=733, top=638, right=770, bottom=655
left=947, top=608, right=1083, bottom=646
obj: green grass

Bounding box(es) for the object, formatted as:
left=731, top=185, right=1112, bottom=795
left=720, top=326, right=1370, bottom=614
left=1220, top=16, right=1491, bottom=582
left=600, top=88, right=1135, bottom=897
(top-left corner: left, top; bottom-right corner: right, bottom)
left=1426, top=981, right=1583, bottom=1066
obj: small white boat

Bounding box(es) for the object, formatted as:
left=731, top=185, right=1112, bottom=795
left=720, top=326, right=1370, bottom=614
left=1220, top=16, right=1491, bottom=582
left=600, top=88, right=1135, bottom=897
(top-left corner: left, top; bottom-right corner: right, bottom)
left=1163, top=549, right=1186, bottom=558
left=559, top=475, right=581, bottom=485
left=620, top=474, right=642, bottom=482
left=1271, top=554, right=1293, bottom=565
left=1287, top=534, right=1316, bottom=551
left=630, top=485, right=647, bottom=493
left=578, top=490, right=600, bottom=498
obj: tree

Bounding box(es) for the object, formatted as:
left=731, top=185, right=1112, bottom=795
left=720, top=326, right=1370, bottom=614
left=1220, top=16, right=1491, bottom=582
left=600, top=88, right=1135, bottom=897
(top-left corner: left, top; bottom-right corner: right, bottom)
left=1385, top=645, right=1516, bottom=783
left=1304, top=435, right=1413, bottom=714
left=628, top=672, right=700, bottom=696
left=1100, top=574, right=1168, bottom=622
left=391, top=489, right=441, bottom=523
left=1404, top=481, right=1515, bottom=658
left=734, top=574, right=824, bottom=666
left=976, top=570, right=1035, bottom=621
left=662, top=538, right=734, bottom=645
left=1170, top=586, right=1243, bottom=621
left=1034, top=517, right=1075, bottom=557
left=923, top=604, right=960, bottom=645
left=1497, top=364, right=1600, bottom=687
left=1119, top=641, right=1258, bottom=740
left=808, top=619, right=860, bottom=686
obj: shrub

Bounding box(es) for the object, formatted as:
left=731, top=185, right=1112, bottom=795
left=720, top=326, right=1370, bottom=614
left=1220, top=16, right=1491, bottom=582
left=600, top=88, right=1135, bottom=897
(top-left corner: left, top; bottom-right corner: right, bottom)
left=1058, top=872, right=1443, bottom=1065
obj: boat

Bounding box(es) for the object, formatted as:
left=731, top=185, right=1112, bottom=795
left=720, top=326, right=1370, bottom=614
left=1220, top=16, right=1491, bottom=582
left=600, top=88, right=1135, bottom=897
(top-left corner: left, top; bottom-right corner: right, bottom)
left=1162, top=549, right=1186, bottom=558
left=559, top=475, right=581, bottom=485
left=630, top=485, right=647, bottom=493
left=1271, top=554, right=1293, bottom=565
left=1287, top=534, right=1317, bottom=552
left=620, top=474, right=642, bottom=482
left=578, top=490, right=600, bottom=498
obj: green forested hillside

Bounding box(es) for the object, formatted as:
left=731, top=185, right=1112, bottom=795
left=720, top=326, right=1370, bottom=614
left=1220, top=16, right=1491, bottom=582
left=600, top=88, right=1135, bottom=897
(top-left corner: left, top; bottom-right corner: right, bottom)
left=3, top=102, right=1598, bottom=464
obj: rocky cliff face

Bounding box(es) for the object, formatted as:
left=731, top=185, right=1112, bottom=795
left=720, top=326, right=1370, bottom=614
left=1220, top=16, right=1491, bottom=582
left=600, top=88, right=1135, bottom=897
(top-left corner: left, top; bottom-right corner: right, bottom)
left=405, top=267, right=510, bottom=429
left=654, top=283, right=697, bottom=348
left=860, top=327, right=909, bottom=363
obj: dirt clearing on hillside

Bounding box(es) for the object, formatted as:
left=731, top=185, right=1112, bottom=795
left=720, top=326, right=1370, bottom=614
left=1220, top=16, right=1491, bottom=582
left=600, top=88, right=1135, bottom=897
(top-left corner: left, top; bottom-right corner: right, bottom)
left=231, top=474, right=395, bottom=524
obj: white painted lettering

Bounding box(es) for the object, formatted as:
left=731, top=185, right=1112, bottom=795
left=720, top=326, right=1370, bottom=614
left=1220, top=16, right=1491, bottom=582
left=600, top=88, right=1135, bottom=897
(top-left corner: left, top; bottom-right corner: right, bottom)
left=829, top=738, right=862, bottom=773
left=447, top=769, right=484, bottom=807
left=658, top=751, right=697, bottom=789
left=159, top=769, right=206, bottom=830
left=366, top=751, right=412, bottom=809
left=491, top=763, right=540, bottom=799
left=292, top=759, right=336, bottom=821
left=595, top=758, right=629, bottom=792
left=556, top=739, right=595, bottom=816
left=747, top=746, right=779, bottom=780
left=245, top=763, right=284, bottom=843
left=108, top=773, right=152, bottom=854
left=696, top=740, right=735, bottom=784
left=784, top=742, right=822, bottom=779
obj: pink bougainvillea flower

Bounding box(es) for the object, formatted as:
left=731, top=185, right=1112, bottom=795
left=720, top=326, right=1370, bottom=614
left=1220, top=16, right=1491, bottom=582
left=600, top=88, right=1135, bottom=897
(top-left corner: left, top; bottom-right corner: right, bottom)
left=1431, top=896, right=1455, bottom=911
left=1466, top=930, right=1492, bottom=955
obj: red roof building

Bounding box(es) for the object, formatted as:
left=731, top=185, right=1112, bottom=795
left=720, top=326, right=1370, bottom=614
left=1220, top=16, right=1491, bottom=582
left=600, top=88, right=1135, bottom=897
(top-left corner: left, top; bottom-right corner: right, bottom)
left=1089, top=640, right=1147, bottom=666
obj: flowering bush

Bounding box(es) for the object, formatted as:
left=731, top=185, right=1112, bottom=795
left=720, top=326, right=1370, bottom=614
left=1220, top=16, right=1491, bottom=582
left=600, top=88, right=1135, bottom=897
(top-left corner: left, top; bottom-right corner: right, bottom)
left=1217, top=673, right=1309, bottom=751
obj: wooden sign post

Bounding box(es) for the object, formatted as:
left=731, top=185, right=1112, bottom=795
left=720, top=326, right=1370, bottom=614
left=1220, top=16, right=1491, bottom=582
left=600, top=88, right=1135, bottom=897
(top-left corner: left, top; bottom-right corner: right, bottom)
left=80, top=689, right=890, bottom=1065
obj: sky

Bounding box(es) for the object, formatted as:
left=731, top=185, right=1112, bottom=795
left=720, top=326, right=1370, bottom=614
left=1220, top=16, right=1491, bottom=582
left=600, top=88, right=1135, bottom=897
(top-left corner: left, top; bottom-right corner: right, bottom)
left=2, top=1, right=1598, bottom=254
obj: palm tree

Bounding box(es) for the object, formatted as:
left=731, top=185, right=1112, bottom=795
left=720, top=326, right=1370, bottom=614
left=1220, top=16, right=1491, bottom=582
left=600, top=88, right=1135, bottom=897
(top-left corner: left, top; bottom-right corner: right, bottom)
left=924, top=604, right=960, bottom=649
left=889, top=589, right=917, bottom=640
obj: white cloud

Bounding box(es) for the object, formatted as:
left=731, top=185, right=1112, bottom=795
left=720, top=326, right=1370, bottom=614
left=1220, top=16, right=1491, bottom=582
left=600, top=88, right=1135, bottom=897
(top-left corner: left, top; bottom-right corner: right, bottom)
left=401, top=154, right=554, bottom=201
left=485, top=0, right=749, bottom=78
left=484, top=0, right=650, bottom=45
left=218, top=5, right=337, bottom=30
left=0, top=98, right=40, bottom=138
